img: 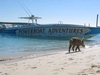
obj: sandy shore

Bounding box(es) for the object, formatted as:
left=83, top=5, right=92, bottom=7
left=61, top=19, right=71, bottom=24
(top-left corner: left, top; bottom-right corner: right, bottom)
left=0, top=46, right=100, bottom=75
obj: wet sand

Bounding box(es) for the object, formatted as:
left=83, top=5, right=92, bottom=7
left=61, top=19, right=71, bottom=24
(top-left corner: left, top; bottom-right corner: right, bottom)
left=0, top=46, right=100, bottom=75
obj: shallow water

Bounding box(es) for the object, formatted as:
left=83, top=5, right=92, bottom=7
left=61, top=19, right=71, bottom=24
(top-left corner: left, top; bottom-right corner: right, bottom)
left=0, top=33, right=100, bottom=60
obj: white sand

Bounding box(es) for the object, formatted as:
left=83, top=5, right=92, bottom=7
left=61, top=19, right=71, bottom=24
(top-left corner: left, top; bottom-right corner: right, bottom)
left=0, top=46, right=100, bottom=75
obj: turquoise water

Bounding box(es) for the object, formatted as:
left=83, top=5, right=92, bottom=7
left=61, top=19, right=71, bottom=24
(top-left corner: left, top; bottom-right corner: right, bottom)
left=0, top=33, right=100, bottom=59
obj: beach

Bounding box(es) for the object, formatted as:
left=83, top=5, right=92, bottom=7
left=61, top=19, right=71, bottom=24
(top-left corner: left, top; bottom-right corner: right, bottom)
left=0, top=46, right=100, bottom=75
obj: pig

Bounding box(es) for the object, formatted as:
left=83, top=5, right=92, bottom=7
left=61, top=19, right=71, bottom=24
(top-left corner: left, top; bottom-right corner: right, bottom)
left=69, top=37, right=85, bottom=53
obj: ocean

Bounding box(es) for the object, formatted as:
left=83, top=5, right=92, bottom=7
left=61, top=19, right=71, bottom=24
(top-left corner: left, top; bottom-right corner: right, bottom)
left=0, top=33, right=100, bottom=60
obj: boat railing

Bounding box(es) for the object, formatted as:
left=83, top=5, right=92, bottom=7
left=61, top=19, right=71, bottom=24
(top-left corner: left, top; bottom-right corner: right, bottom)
left=58, top=21, right=63, bottom=24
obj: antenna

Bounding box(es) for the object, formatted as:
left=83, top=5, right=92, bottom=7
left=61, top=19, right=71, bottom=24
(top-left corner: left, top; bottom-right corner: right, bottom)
left=22, top=3, right=33, bottom=15
left=17, top=0, right=30, bottom=17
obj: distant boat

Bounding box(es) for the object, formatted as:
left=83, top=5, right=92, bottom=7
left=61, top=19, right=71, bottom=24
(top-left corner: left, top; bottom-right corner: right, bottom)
left=0, top=14, right=100, bottom=39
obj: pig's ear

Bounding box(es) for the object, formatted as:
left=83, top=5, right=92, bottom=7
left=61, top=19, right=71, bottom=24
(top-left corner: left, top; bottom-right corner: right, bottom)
left=81, top=38, right=84, bottom=43
left=82, top=37, right=84, bottom=41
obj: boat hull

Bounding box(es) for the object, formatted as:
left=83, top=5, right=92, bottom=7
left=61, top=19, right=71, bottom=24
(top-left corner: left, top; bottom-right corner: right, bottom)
left=15, top=26, right=100, bottom=39
left=0, top=25, right=100, bottom=39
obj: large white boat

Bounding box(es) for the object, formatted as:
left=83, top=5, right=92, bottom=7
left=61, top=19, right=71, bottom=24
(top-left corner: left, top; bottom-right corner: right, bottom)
left=0, top=14, right=100, bottom=39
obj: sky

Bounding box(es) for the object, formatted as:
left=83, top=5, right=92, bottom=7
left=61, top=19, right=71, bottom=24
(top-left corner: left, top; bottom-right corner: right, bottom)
left=0, top=0, right=100, bottom=27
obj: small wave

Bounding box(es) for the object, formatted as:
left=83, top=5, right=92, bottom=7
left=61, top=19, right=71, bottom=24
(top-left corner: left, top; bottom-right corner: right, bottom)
left=85, top=45, right=91, bottom=48
left=85, top=44, right=100, bottom=49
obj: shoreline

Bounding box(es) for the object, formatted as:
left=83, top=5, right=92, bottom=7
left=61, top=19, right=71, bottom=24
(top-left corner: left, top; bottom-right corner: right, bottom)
left=0, top=51, right=63, bottom=62
left=0, top=47, right=67, bottom=61
left=0, top=45, right=91, bottom=62
left=0, top=46, right=100, bottom=75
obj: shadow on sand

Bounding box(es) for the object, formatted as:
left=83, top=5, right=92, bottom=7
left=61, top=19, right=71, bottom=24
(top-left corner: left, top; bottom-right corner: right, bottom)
left=65, top=51, right=81, bottom=54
